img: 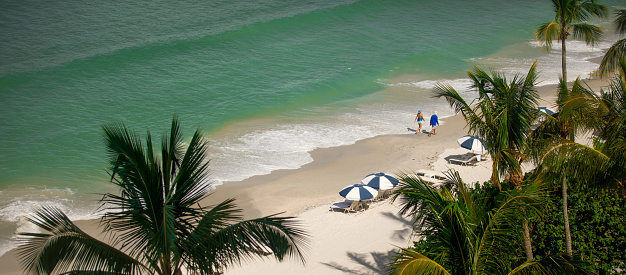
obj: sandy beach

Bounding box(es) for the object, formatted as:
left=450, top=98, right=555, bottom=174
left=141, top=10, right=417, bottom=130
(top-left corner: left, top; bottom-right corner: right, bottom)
left=0, top=78, right=611, bottom=274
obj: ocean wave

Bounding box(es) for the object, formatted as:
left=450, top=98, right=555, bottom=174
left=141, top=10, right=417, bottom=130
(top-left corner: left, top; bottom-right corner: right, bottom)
left=0, top=186, right=101, bottom=257
left=207, top=92, right=457, bottom=185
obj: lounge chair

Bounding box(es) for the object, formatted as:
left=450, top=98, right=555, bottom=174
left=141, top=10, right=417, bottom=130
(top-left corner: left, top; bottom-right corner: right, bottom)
left=420, top=177, right=446, bottom=188
left=448, top=154, right=478, bottom=166
left=416, top=169, right=448, bottom=181
left=329, top=200, right=363, bottom=213
left=372, top=189, right=394, bottom=201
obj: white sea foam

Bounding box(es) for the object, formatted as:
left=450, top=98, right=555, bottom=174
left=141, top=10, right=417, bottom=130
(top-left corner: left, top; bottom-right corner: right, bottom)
left=207, top=91, right=456, bottom=186
left=0, top=186, right=101, bottom=257
left=208, top=33, right=621, bottom=187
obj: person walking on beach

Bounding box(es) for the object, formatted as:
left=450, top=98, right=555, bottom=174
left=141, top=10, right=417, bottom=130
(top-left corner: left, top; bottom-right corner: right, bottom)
left=414, top=110, right=424, bottom=134
left=429, top=112, right=439, bottom=136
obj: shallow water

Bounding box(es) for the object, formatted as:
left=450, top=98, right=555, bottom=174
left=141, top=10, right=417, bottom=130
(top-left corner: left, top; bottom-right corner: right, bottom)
left=0, top=0, right=622, bottom=255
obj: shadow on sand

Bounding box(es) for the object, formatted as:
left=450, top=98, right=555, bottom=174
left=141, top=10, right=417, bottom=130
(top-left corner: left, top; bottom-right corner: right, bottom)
left=321, top=211, right=413, bottom=274
left=321, top=251, right=395, bottom=275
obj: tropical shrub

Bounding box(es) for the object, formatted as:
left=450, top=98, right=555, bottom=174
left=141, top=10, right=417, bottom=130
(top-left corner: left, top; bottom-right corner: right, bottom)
left=530, top=184, right=626, bottom=274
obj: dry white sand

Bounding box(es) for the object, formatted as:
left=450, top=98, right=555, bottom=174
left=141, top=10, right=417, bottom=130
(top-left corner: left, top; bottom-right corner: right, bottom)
left=0, top=78, right=611, bottom=274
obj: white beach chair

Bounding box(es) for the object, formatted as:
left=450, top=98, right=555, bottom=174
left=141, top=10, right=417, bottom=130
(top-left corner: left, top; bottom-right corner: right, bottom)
left=373, top=189, right=393, bottom=201
left=416, top=169, right=450, bottom=188
left=448, top=154, right=478, bottom=166
left=329, top=200, right=362, bottom=213
left=417, top=169, right=448, bottom=181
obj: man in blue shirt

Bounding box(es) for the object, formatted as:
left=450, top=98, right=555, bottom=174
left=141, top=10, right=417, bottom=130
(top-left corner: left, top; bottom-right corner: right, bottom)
left=429, top=112, right=439, bottom=136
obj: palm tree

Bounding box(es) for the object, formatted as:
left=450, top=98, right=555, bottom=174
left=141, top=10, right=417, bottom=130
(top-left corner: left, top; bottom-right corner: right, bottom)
left=530, top=60, right=626, bottom=259
left=434, top=62, right=540, bottom=260
left=388, top=171, right=591, bottom=275
left=536, top=59, right=626, bottom=189
left=528, top=77, right=588, bottom=258
left=534, top=0, right=607, bottom=85
left=17, top=117, right=309, bottom=275
left=599, top=9, right=626, bottom=77
left=434, top=61, right=540, bottom=188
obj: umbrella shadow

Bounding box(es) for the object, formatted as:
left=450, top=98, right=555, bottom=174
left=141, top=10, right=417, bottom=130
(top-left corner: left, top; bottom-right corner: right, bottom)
left=321, top=251, right=397, bottom=275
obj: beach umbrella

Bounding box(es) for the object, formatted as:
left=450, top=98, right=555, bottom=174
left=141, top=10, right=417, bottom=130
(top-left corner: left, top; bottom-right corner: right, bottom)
left=457, top=135, right=487, bottom=154
left=537, top=106, right=555, bottom=116
left=361, top=172, right=399, bottom=190
left=339, top=184, right=378, bottom=201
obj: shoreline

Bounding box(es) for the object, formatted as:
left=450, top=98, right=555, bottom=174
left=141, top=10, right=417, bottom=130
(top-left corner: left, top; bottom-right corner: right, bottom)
left=0, top=77, right=612, bottom=274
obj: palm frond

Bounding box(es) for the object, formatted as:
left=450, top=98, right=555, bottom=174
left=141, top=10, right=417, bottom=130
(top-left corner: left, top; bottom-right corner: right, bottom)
left=507, top=254, right=594, bottom=275
left=534, top=22, right=562, bottom=50
left=389, top=249, right=451, bottom=275
left=599, top=39, right=626, bottom=77
left=170, top=129, right=212, bottom=207
left=570, top=23, right=603, bottom=45
left=185, top=198, right=309, bottom=273
left=576, top=1, right=608, bottom=21
left=473, top=181, right=547, bottom=274
left=391, top=172, right=476, bottom=273
left=17, top=206, right=145, bottom=275
left=616, top=9, right=626, bottom=35
left=161, top=115, right=183, bottom=192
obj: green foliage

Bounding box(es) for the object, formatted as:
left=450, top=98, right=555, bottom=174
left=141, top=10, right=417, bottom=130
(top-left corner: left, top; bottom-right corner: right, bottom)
left=530, top=185, right=626, bottom=274
left=434, top=62, right=540, bottom=187
left=600, top=9, right=626, bottom=76
left=390, top=174, right=594, bottom=275
left=18, top=117, right=309, bottom=275
left=535, top=0, right=607, bottom=83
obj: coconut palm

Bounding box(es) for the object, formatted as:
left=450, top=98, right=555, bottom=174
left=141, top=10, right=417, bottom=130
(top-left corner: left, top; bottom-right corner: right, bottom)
left=536, top=59, right=626, bottom=190
left=435, top=62, right=540, bottom=259
left=534, top=0, right=607, bottom=85
left=529, top=60, right=626, bottom=260
left=528, top=77, right=585, bottom=258
left=599, top=9, right=626, bottom=77
left=388, top=171, right=591, bottom=275
left=434, top=61, right=540, bottom=188
left=17, top=117, right=308, bottom=275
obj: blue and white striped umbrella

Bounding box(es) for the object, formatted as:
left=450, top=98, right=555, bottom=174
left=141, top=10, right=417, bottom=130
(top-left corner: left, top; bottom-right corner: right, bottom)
left=339, top=184, right=378, bottom=201
left=361, top=172, right=399, bottom=190
left=537, top=106, right=555, bottom=116
left=457, top=135, right=486, bottom=154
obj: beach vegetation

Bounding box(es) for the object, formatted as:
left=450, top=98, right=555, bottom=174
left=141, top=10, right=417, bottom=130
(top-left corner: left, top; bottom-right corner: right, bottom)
left=531, top=59, right=626, bottom=195
left=534, top=0, right=607, bottom=84
left=16, top=117, right=309, bottom=275
left=434, top=62, right=541, bottom=260
left=530, top=184, right=626, bottom=274
left=526, top=77, right=586, bottom=257
left=434, top=61, right=540, bottom=188
left=599, top=9, right=626, bottom=77
left=523, top=59, right=626, bottom=272
left=388, top=172, right=592, bottom=275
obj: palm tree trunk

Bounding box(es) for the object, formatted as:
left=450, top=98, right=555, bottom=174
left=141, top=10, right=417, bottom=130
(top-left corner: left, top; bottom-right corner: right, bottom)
left=561, top=37, right=567, bottom=85
left=562, top=175, right=573, bottom=258
left=522, top=217, right=533, bottom=260
left=513, top=170, right=534, bottom=261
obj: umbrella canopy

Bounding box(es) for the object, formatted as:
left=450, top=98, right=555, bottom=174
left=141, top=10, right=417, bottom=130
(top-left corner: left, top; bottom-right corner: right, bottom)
left=537, top=106, right=555, bottom=116
left=361, top=172, right=399, bottom=190
left=339, top=184, right=378, bottom=201
left=457, top=135, right=487, bottom=154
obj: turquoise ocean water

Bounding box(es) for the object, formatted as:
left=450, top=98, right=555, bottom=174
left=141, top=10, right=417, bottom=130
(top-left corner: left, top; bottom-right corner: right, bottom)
left=0, top=0, right=622, bottom=255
